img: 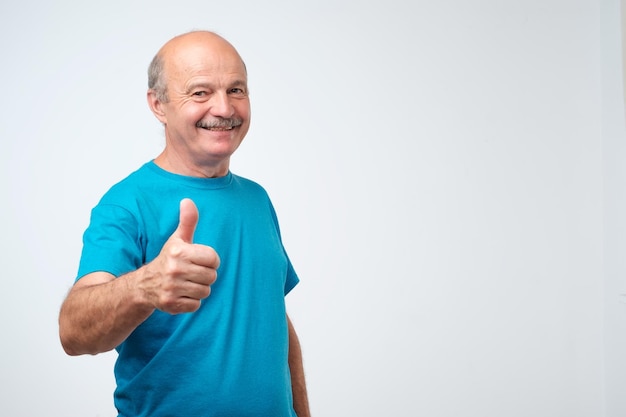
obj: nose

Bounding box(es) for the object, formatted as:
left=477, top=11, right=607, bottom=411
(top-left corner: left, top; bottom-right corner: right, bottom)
left=209, top=91, right=235, bottom=118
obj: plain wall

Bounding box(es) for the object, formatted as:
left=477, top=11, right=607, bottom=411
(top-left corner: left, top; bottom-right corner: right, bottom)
left=604, top=1, right=626, bottom=416
left=0, top=0, right=622, bottom=416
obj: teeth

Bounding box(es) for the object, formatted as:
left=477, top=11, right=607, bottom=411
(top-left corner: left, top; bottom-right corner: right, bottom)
left=202, top=126, right=233, bottom=131
left=196, top=120, right=241, bottom=130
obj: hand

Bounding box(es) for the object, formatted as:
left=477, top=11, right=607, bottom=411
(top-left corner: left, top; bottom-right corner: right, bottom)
left=141, top=198, right=220, bottom=314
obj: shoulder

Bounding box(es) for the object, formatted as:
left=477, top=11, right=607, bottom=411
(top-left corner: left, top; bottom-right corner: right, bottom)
left=231, top=173, right=270, bottom=197
left=98, top=162, right=157, bottom=205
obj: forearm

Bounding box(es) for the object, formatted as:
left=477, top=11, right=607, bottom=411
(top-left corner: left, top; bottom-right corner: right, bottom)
left=58, top=271, right=154, bottom=356
left=288, top=316, right=310, bottom=417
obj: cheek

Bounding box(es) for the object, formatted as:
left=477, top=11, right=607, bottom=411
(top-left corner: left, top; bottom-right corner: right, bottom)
left=235, top=100, right=251, bottom=118
left=178, top=103, right=208, bottom=123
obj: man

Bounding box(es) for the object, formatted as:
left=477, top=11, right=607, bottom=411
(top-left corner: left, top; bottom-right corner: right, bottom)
left=58, top=30, right=310, bottom=417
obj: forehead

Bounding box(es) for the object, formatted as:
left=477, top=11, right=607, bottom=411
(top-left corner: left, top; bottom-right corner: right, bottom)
left=163, top=37, right=247, bottom=86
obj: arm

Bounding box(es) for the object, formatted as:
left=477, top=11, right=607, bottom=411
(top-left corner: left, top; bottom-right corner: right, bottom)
left=59, top=270, right=154, bottom=355
left=59, top=198, right=219, bottom=356
left=288, top=315, right=311, bottom=417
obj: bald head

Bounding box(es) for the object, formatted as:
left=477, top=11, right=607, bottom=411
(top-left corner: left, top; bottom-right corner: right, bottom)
left=148, top=31, right=246, bottom=103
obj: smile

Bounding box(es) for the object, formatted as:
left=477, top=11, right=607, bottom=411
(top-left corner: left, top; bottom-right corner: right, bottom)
left=201, top=126, right=235, bottom=131
left=196, top=118, right=242, bottom=131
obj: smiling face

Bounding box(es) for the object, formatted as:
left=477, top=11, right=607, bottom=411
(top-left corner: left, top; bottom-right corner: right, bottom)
left=148, top=32, right=251, bottom=177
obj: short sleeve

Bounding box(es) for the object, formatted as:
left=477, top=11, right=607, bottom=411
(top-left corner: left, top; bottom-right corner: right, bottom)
left=284, top=257, right=299, bottom=295
left=76, top=203, right=144, bottom=281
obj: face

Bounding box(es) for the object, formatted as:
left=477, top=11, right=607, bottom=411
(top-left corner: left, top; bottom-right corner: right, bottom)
left=149, top=33, right=251, bottom=177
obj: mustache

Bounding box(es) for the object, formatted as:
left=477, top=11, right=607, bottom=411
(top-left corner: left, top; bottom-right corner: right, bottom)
left=196, top=118, right=243, bottom=129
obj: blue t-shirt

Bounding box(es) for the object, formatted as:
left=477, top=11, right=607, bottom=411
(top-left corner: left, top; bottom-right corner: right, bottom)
left=77, top=161, right=299, bottom=417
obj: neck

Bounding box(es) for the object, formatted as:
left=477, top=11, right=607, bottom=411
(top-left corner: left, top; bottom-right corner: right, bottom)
left=154, top=152, right=230, bottom=178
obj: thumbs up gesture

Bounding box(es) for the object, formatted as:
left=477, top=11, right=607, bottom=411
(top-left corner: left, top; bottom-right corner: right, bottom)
left=140, top=198, right=220, bottom=314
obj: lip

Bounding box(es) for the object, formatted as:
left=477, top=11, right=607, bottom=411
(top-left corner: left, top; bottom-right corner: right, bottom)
left=197, top=125, right=240, bottom=139
left=199, top=126, right=235, bottom=131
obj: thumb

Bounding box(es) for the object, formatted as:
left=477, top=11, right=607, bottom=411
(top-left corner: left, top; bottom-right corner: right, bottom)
left=174, top=198, right=199, bottom=243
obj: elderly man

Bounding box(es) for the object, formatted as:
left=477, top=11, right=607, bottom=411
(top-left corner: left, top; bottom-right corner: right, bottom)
left=59, top=30, right=310, bottom=417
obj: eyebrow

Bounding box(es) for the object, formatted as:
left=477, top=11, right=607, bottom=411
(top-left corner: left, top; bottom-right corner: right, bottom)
left=187, top=79, right=248, bottom=92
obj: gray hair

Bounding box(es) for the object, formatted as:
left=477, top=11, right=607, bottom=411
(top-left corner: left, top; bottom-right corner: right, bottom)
left=148, top=53, right=168, bottom=103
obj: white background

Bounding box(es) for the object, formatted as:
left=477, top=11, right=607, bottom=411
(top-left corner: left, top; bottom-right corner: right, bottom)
left=1, top=0, right=625, bottom=416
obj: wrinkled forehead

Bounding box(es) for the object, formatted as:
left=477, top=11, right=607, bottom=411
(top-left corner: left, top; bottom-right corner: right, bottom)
left=161, top=34, right=247, bottom=83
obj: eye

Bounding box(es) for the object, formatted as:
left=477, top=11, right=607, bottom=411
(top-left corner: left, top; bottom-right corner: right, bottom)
left=193, top=91, right=207, bottom=97
left=229, top=87, right=247, bottom=96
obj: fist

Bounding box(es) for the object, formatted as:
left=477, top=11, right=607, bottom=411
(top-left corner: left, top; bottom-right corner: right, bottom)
left=143, top=198, right=220, bottom=314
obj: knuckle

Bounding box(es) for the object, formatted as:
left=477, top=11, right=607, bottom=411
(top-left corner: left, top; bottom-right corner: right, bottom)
left=164, top=241, right=184, bottom=257
left=158, top=294, right=178, bottom=310
left=208, top=270, right=217, bottom=285
left=200, top=286, right=212, bottom=299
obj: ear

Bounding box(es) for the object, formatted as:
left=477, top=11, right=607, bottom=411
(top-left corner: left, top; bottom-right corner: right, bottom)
left=147, top=89, right=167, bottom=125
